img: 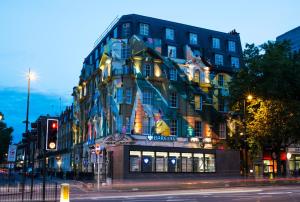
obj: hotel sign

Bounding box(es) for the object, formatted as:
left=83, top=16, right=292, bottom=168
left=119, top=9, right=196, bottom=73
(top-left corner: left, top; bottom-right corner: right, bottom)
left=147, top=135, right=177, bottom=142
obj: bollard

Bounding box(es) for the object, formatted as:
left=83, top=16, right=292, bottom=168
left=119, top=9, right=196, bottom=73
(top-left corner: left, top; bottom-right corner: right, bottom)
left=60, top=183, right=70, bottom=202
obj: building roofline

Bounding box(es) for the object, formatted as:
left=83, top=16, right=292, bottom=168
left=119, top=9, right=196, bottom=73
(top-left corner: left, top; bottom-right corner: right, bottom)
left=277, top=26, right=300, bottom=39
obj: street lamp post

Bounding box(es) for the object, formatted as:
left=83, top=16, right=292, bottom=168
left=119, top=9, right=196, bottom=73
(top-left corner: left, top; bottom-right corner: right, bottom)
left=21, top=69, right=36, bottom=201
left=242, top=94, right=253, bottom=177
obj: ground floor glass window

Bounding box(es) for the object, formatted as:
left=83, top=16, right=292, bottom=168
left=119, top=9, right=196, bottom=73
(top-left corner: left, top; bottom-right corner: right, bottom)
left=193, top=153, right=204, bottom=172
left=142, top=151, right=155, bottom=172
left=130, top=151, right=141, bottom=172
left=205, top=154, right=216, bottom=172
left=156, top=152, right=168, bottom=172
left=168, top=152, right=181, bottom=172
left=181, top=153, right=193, bottom=172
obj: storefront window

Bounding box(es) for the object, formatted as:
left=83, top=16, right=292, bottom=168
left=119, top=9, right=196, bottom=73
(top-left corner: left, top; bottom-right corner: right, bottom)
left=156, top=152, right=168, bottom=172
left=142, top=151, right=155, bottom=172
left=263, top=160, right=277, bottom=174
left=205, top=154, right=216, bottom=172
left=193, top=153, right=204, bottom=172
left=130, top=151, right=141, bottom=172
left=181, top=153, right=193, bottom=172
left=168, top=152, right=181, bottom=172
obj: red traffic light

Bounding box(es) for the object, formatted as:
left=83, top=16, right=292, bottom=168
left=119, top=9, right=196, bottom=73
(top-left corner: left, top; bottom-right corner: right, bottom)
left=52, top=122, right=58, bottom=129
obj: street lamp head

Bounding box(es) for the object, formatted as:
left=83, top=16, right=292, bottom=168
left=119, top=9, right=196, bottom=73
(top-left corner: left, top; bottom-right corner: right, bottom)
left=247, top=94, right=253, bottom=101
left=26, top=70, right=37, bottom=81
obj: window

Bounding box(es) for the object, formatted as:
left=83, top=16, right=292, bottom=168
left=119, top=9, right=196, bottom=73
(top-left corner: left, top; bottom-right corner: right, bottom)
left=113, top=27, right=118, bottom=38
left=170, top=69, right=177, bottom=81
left=125, top=117, right=130, bottom=134
left=228, top=41, right=236, bottom=52
left=170, top=92, right=177, bottom=108
left=125, top=89, right=132, bottom=104
left=130, top=151, right=141, bottom=172
left=189, top=33, right=197, bottom=45
left=218, top=74, right=224, bottom=86
left=231, top=57, right=240, bottom=68
left=121, top=44, right=130, bottom=59
left=143, top=63, right=152, bottom=77
left=139, top=23, right=149, bottom=36
left=195, top=121, right=202, bottom=137
left=219, top=123, right=226, bottom=139
left=194, top=70, right=200, bottom=83
left=195, top=95, right=202, bottom=110
left=218, top=97, right=225, bottom=112
left=142, top=151, right=155, bottom=172
left=212, top=37, right=220, bottom=49
left=122, top=23, right=130, bottom=38
left=170, top=120, right=177, bottom=136
left=181, top=153, right=193, bottom=172
left=205, top=154, right=215, bottom=172
left=143, top=116, right=151, bottom=135
left=168, top=152, right=180, bottom=172
left=143, top=90, right=152, bottom=105
left=215, top=54, right=223, bottom=66
left=166, top=28, right=174, bottom=40
left=193, top=153, right=204, bottom=172
left=95, top=49, right=99, bottom=59
left=168, top=45, right=176, bottom=58
left=89, top=55, right=93, bottom=65
left=116, top=88, right=123, bottom=103
left=156, top=152, right=168, bottom=172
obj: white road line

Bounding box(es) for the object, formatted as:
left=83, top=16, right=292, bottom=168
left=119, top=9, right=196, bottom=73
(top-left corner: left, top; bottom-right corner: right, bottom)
left=72, top=189, right=262, bottom=200
left=258, top=191, right=292, bottom=195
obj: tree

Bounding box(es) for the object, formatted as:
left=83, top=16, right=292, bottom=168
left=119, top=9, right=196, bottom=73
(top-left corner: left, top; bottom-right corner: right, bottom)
left=228, top=41, right=300, bottom=175
left=0, top=113, right=13, bottom=163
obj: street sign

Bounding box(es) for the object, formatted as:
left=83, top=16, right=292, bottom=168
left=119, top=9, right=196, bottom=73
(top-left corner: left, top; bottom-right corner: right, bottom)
left=7, top=145, right=17, bottom=162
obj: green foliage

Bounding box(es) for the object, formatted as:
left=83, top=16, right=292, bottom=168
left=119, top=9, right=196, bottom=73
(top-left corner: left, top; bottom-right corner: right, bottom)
left=228, top=41, right=300, bottom=158
left=0, top=114, right=13, bottom=163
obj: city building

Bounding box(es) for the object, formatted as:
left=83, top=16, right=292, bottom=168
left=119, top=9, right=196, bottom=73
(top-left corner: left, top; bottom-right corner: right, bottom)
left=276, top=26, right=300, bottom=53
left=72, top=14, right=243, bottom=180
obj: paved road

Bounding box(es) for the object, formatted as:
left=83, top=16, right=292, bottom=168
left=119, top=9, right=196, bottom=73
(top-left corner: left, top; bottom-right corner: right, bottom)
left=71, top=185, right=300, bottom=202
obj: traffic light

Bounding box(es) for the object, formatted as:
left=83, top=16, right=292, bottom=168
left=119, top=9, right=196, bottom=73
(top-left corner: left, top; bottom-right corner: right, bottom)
left=46, top=119, right=58, bottom=150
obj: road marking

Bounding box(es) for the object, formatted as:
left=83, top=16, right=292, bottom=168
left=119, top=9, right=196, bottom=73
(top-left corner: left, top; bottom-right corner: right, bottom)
left=72, top=188, right=263, bottom=200
left=258, top=191, right=292, bottom=195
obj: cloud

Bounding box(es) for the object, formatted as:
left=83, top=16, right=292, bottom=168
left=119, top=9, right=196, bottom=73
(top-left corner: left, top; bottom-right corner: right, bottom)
left=0, top=87, right=72, bottom=143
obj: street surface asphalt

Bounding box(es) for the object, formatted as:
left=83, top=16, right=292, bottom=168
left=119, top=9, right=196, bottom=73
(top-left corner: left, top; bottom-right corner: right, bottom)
left=71, top=185, right=300, bottom=202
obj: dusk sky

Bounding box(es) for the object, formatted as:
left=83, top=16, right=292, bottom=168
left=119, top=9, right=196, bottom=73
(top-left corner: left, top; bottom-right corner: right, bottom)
left=0, top=0, right=299, bottom=142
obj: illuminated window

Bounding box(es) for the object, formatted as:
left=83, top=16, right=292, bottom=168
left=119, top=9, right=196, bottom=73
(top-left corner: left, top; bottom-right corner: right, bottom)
left=139, top=23, right=149, bottom=36
left=122, top=23, right=130, bottom=38
left=219, top=123, right=226, bottom=139
left=205, top=154, right=215, bottom=172
left=95, top=49, right=99, bottom=59
left=193, top=153, right=204, bottom=172
left=170, top=120, right=177, bottom=136
left=143, top=90, right=152, bottom=105
left=121, top=44, right=130, bottom=59
left=195, top=95, right=202, bottom=110
left=195, top=121, right=202, bottom=137
left=212, top=37, right=220, bottom=49
left=125, top=89, right=132, bottom=104
left=228, top=41, right=236, bottom=52
left=181, top=153, right=193, bottom=172
left=194, top=70, right=200, bottom=83
left=156, top=152, right=168, bottom=172
left=231, top=57, right=240, bottom=68
left=130, top=151, right=141, bottom=172
left=113, top=27, right=118, bottom=38
left=190, top=33, right=197, bottom=45
left=168, top=45, right=176, bottom=58
left=215, top=54, right=223, bottom=66
left=143, top=63, right=152, bottom=77
left=170, top=92, right=177, bottom=108
left=218, top=74, right=224, bottom=86
left=143, top=116, right=151, bottom=135
left=166, top=28, right=174, bottom=40
left=170, top=69, right=177, bottom=81
left=89, top=55, right=93, bottom=65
